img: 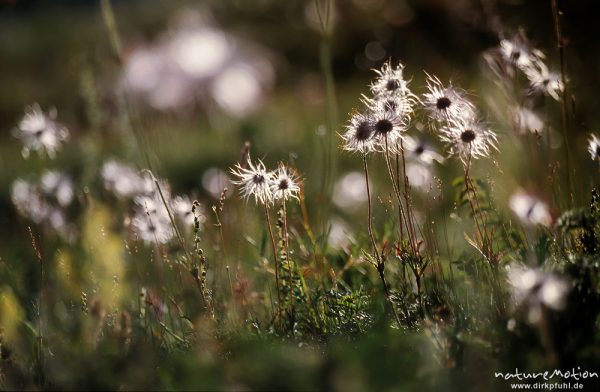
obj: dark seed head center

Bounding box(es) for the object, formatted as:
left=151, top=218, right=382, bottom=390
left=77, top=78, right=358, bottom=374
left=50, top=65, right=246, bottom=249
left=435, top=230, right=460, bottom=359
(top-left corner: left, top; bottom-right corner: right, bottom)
left=386, top=79, right=400, bottom=91
left=253, top=174, right=265, bottom=184
left=375, top=119, right=393, bottom=134
left=355, top=121, right=373, bottom=141
left=436, top=97, right=451, bottom=110
left=461, top=129, right=476, bottom=143
left=278, top=179, right=289, bottom=190
left=415, top=146, right=425, bottom=155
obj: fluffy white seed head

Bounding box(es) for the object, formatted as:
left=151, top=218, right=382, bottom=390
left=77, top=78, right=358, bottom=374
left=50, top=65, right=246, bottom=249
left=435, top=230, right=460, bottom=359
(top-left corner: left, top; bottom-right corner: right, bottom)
left=369, top=104, right=408, bottom=152
left=341, top=111, right=377, bottom=154
left=270, top=164, right=300, bottom=202
left=438, top=118, right=498, bottom=161
left=422, top=73, right=476, bottom=124
left=231, top=158, right=274, bottom=205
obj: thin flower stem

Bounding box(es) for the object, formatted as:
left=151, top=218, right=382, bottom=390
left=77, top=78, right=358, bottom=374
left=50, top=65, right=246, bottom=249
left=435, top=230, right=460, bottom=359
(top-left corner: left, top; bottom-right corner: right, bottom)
left=399, top=143, right=426, bottom=316
left=282, top=200, right=295, bottom=320
left=363, top=155, right=380, bottom=263
left=363, top=155, right=402, bottom=329
left=377, top=266, right=403, bottom=329
left=315, top=0, right=339, bottom=246
left=462, top=155, right=498, bottom=275
left=383, top=138, right=416, bottom=255
left=550, top=0, right=574, bottom=207
left=462, top=160, right=486, bottom=246
left=28, top=227, right=45, bottom=386
left=395, top=153, right=405, bottom=241
left=264, top=205, right=283, bottom=327
left=212, top=205, right=231, bottom=291
left=399, top=142, right=419, bottom=252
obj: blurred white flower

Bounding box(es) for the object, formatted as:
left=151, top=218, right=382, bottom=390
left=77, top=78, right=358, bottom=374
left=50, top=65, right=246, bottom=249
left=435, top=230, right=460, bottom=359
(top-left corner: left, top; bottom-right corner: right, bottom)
left=14, top=104, right=69, bottom=159
left=123, top=47, right=165, bottom=94
left=40, top=170, right=74, bottom=207
left=333, top=172, right=369, bottom=212
left=132, top=182, right=175, bottom=245
left=167, top=28, right=230, bottom=79
left=11, top=179, right=48, bottom=224
left=211, top=61, right=270, bottom=117
left=202, top=168, right=231, bottom=199
left=405, top=163, right=432, bottom=191
left=507, top=264, right=570, bottom=324
left=498, top=34, right=544, bottom=72
left=147, top=72, right=196, bottom=111
left=131, top=212, right=175, bottom=245
left=171, top=195, right=200, bottom=232
left=102, top=160, right=150, bottom=198
left=328, top=217, right=353, bottom=250
left=512, top=107, right=544, bottom=134
left=403, top=136, right=444, bottom=165
left=121, top=13, right=273, bottom=117
left=509, top=191, right=552, bottom=227
left=587, top=134, right=600, bottom=161
left=11, top=175, right=75, bottom=240
left=524, top=61, right=564, bottom=101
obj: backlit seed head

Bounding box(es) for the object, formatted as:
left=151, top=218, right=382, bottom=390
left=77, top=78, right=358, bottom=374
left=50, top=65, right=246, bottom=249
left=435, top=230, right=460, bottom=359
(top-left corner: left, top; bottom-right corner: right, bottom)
left=460, top=130, right=476, bottom=143
left=370, top=60, right=418, bottom=117
left=436, top=97, right=451, bottom=110
left=369, top=106, right=407, bottom=152
left=341, top=111, right=377, bottom=154
left=231, top=158, right=274, bottom=205
left=422, top=73, right=475, bottom=124
left=270, top=164, right=300, bottom=201
left=439, top=119, right=498, bottom=161
left=375, top=119, right=393, bottom=134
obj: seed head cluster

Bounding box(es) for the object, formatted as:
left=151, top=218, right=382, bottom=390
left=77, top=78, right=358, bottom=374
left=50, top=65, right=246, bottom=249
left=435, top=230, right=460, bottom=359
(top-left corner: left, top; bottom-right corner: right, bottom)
left=343, top=61, right=416, bottom=154
left=485, top=31, right=564, bottom=102
left=231, top=157, right=300, bottom=205
left=343, top=60, right=498, bottom=163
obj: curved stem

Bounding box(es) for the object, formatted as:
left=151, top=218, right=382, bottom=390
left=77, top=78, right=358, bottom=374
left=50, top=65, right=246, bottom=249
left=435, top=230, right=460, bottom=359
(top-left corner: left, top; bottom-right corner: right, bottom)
left=264, top=205, right=282, bottom=327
